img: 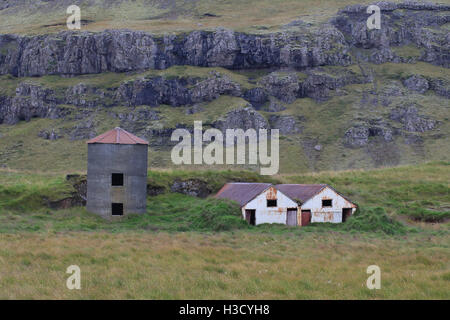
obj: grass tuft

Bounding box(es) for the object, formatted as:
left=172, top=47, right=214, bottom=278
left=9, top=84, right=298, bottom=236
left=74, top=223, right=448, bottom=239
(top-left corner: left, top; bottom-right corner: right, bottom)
left=343, top=207, right=408, bottom=235
left=188, top=198, right=248, bottom=231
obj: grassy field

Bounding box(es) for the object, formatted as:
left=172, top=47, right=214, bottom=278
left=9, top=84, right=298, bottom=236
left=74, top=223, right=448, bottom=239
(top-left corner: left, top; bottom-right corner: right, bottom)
left=0, top=0, right=385, bottom=35
left=0, top=231, right=448, bottom=299
left=0, top=162, right=449, bottom=299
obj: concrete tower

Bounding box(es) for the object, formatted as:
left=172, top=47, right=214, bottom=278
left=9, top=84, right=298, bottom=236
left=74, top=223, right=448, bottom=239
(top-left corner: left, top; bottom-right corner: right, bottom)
left=86, top=127, right=148, bottom=218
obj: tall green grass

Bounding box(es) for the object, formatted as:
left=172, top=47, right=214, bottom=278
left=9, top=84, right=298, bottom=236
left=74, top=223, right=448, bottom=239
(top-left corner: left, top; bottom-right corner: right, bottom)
left=0, top=163, right=448, bottom=234
left=343, top=207, right=408, bottom=235
left=0, top=171, right=73, bottom=211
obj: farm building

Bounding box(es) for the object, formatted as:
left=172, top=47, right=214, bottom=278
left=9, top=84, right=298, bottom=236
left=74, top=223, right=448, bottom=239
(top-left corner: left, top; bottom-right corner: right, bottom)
left=86, top=127, right=148, bottom=219
left=215, top=183, right=299, bottom=226
left=215, top=183, right=356, bottom=226
left=276, top=184, right=357, bottom=225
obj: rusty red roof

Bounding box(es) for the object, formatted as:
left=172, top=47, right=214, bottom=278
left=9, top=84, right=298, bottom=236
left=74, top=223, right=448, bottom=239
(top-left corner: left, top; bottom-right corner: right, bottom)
left=215, top=183, right=272, bottom=207
left=275, top=184, right=327, bottom=204
left=87, top=127, right=148, bottom=145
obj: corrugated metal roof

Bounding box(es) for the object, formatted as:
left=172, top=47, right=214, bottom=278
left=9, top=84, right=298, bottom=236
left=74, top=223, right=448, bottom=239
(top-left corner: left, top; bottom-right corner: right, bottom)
left=275, top=184, right=327, bottom=204
left=215, top=183, right=272, bottom=207
left=87, top=127, right=148, bottom=145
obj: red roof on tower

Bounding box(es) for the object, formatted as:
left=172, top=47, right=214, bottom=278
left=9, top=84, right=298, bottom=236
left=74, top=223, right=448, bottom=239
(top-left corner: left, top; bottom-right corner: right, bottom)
left=87, top=127, right=148, bottom=145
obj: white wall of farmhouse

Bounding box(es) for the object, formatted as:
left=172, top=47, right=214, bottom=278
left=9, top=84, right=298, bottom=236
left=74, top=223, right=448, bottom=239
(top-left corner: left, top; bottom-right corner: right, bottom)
left=300, top=186, right=357, bottom=223
left=241, top=186, right=298, bottom=225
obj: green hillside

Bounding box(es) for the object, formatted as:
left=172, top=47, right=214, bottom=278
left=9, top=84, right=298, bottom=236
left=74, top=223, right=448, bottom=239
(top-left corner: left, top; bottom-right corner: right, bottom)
left=0, top=0, right=378, bottom=35
left=0, top=62, right=448, bottom=173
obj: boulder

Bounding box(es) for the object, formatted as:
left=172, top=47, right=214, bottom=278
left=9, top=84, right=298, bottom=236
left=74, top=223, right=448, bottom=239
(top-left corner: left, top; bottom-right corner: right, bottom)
left=260, top=72, right=300, bottom=103
left=429, top=78, right=450, bottom=98
left=147, top=184, right=166, bottom=197
left=185, top=104, right=204, bottom=115
left=243, top=87, right=269, bottom=108
left=213, top=106, right=269, bottom=133
left=70, top=119, right=97, bottom=140
left=403, top=75, right=429, bottom=94
left=38, top=129, right=61, bottom=140
left=267, top=98, right=286, bottom=112
left=268, top=115, right=301, bottom=135
left=344, top=120, right=393, bottom=148
left=390, top=104, right=436, bottom=132
left=170, top=179, right=211, bottom=198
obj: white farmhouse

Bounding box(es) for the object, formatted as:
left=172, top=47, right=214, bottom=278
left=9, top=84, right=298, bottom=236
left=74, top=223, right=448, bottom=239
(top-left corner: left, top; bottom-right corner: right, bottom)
left=276, top=184, right=357, bottom=225
left=215, top=183, right=357, bottom=227
left=215, top=183, right=299, bottom=226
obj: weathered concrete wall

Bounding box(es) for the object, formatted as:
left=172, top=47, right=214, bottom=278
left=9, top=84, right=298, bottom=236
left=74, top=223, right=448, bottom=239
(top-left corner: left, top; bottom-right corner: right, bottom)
left=242, top=186, right=298, bottom=225
left=300, top=187, right=356, bottom=223
left=87, top=143, right=148, bottom=218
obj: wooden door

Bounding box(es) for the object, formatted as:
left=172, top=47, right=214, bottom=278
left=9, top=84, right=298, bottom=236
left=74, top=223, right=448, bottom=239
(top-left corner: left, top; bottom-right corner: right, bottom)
left=342, top=208, right=352, bottom=222
left=245, top=209, right=256, bottom=225
left=301, top=210, right=311, bottom=226
left=286, top=209, right=298, bottom=226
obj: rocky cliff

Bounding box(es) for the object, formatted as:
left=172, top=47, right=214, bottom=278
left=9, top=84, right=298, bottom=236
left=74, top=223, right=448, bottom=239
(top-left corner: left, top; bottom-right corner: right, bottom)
left=0, top=2, right=448, bottom=77
left=0, top=1, right=448, bottom=172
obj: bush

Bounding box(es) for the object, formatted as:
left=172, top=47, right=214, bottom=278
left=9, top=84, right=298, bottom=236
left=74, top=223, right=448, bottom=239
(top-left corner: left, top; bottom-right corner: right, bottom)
left=343, top=207, right=408, bottom=235
left=188, top=198, right=248, bottom=231
left=399, top=205, right=450, bottom=222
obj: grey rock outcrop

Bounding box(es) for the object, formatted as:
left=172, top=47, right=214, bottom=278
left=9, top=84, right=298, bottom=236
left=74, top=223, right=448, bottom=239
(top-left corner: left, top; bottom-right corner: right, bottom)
left=46, top=174, right=87, bottom=209
left=112, top=108, right=161, bottom=135
left=212, top=106, right=269, bottom=133
left=0, top=82, right=63, bottom=124
left=259, top=68, right=367, bottom=103
left=65, top=83, right=110, bottom=108
left=268, top=115, right=302, bottom=135
left=70, top=118, right=97, bottom=140
left=191, top=72, right=241, bottom=102
left=243, top=87, right=268, bottom=108
left=260, top=72, right=300, bottom=103
left=38, top=128, right=61, bottom=140
left=403, top=75, right=429, bottom=93
left=429, top=78, right=450, bottom=98
left=390, top=104, right=436, bottom=132
left=344, top=125, right=371, bottom=147
left=116, top=76, right=192, bottom=107
left=0, top=2, right=447, bottom=78
left=267, top=98, right=286, bottom=112
left=0, top=26, right=351, bottom=77
left=345, top=120, right=393, bottom=148
left=170, top=179, right=211, bottom=198
left=116, top=71, right=241, bottom=107
left=300, top=68, right=367, bottom=101
left=332, top=2, right=450, bottom=67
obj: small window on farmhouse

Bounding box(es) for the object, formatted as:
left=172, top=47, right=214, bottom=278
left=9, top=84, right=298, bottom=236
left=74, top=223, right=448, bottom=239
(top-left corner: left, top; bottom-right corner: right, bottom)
left=112, top=173, right=124, bottom=186
left=322, top=199, right=332, bottom=207
left=267, top=199, right=277, bottom=207
left=112, top=203, right=123, bottom=216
